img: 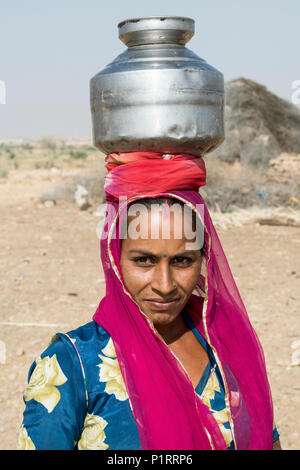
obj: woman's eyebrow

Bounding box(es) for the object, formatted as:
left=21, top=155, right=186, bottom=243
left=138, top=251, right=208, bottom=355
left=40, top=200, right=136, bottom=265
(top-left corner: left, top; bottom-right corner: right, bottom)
left=128, top=250, right=156, bottom=256
left=173, top=251, right=197, bottom=257
left=128, top=250, right=197, bottom=257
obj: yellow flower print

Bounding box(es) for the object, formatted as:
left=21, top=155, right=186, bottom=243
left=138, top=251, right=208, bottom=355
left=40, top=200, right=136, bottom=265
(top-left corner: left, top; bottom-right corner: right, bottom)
left=48, top=334, right=60, bottom=347
left=24, top=354, right=67, bottom=413
left=101, top=337, right=116, bottom=358
left=197, top=367, right=233, bottom=448
left=211, top=407, right=229, bottom=425
left=17, top=425, right=36, bottom=450
left=211, top=407, right=233, bottom=446
left=199, top=369, right=221, bottom=408
left=218, top=423, right=233, bottom=448
left=77, top=413, right=109, bottom=450
left=98, top=338, right=128, bottom=401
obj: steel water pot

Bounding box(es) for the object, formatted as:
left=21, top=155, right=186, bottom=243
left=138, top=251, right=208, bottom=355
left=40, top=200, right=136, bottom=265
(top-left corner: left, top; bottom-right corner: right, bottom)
left=90, top=17, right=225, bottom=157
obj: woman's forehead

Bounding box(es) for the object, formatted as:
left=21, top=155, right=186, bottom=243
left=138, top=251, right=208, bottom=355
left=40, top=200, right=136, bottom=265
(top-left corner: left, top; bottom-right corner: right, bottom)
left=125, top=205, right=195, bottom=238
left=120, top=205, right=204, bottom=252
left=122, top=233, right=193, bottom=252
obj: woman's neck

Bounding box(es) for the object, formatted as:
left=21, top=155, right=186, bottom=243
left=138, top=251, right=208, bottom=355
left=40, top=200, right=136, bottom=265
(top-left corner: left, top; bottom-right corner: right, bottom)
left=154, top=313, right=189, bottom=345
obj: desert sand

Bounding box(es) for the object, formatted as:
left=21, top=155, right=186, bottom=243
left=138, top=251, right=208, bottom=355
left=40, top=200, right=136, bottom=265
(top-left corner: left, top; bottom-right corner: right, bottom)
left=0, top=164, right=299, bottom=450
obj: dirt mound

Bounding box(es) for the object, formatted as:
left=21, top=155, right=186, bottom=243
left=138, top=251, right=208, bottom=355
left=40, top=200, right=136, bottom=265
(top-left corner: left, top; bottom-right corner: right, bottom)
left=212, top=78, right=300, bottom=166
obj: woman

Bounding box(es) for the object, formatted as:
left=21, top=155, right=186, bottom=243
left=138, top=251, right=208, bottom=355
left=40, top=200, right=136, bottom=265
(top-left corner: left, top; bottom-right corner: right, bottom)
left=18, top=152, right=281, bottom=450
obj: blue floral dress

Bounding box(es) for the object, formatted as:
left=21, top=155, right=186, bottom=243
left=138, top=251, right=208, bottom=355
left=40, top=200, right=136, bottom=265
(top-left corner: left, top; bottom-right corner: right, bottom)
left=17, top=310, right=279, bottom=450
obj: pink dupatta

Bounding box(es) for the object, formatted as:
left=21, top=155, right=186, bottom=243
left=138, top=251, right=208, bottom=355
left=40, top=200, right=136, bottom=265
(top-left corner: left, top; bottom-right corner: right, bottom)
left=93, top=152, right=274, bottom=450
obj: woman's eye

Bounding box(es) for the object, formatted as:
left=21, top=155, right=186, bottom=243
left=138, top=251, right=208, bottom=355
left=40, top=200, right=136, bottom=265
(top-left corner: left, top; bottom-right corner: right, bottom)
left=132, top=256, right=193, bottom=266
left=133, top=256, right=155, bottom=265
left=172, top=257, right=193, bottom=265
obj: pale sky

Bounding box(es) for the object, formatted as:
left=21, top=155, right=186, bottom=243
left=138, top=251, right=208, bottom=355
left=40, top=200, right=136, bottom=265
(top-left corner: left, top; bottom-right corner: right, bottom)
left=0, top=0, right=299, bottom=139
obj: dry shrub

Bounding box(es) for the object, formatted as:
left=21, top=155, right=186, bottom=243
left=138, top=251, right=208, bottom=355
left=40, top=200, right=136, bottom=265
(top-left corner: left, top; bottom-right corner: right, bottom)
left=202, top=156, right=300, bottom=212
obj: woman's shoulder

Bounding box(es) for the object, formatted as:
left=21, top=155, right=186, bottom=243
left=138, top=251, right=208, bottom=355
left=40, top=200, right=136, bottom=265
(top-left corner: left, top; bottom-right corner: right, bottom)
left=47, top=321, right=113, bottom=377
left=27, top=321, right=112, bottom=383
left=25, top=321, right=115, bottom=407
left=55, top=320, right=111, bottom=349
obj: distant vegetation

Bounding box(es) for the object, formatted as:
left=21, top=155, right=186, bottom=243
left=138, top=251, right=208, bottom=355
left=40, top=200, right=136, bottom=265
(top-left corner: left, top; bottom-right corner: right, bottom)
left=0, top=135, right=299, bottom=213
left=0, top=138, right=99, bottom=177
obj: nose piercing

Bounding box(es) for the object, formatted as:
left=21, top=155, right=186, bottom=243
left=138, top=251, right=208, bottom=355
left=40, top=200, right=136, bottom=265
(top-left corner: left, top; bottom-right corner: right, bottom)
left=162, top=254, right=167, bottom=258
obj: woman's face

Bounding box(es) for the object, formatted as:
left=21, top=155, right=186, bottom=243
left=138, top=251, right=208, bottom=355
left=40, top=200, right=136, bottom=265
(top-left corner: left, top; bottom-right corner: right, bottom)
left=120, top=205, right=203, bottom=328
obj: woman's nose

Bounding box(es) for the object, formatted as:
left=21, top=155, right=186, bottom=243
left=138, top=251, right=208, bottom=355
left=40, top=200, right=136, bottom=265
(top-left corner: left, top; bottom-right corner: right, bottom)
left=151, top=261, right=177, bottom=297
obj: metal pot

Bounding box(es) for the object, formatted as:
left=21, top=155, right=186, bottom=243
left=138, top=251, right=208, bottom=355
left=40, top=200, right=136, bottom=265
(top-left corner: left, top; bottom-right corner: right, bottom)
left=90, top=16, right=225, bottom=156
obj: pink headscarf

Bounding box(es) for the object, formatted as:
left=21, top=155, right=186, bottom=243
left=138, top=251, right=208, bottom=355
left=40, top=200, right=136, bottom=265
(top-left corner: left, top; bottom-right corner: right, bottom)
left=93, top=152, right=274, bottom=450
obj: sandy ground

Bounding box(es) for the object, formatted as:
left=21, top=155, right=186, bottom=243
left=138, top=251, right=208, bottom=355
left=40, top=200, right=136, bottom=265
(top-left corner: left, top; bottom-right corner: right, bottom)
left=0, top=166, right=299, bottom=450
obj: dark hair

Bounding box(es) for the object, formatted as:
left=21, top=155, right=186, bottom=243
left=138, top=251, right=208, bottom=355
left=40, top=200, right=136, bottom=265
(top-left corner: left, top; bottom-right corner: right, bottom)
left=123, top=196, right=206, bottom=256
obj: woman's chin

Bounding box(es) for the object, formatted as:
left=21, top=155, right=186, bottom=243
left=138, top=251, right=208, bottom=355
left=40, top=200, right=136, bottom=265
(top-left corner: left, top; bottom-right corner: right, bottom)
left=145, top=310, right=180, bottom=327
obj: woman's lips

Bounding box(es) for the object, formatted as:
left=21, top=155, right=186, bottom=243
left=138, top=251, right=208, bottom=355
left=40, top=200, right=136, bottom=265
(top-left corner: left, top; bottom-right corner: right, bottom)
left=144, top=299, right=180, bottom=311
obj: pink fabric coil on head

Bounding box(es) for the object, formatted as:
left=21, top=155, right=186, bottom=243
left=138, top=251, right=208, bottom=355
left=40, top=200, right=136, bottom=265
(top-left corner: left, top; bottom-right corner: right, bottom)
left=104, top=151, right=206, bottom=200
left=93, top=152, right=274, bottom=450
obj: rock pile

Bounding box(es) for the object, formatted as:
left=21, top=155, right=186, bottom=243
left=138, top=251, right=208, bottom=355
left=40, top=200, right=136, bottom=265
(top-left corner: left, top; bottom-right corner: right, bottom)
left=212, top=78, right=300, bottom=167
